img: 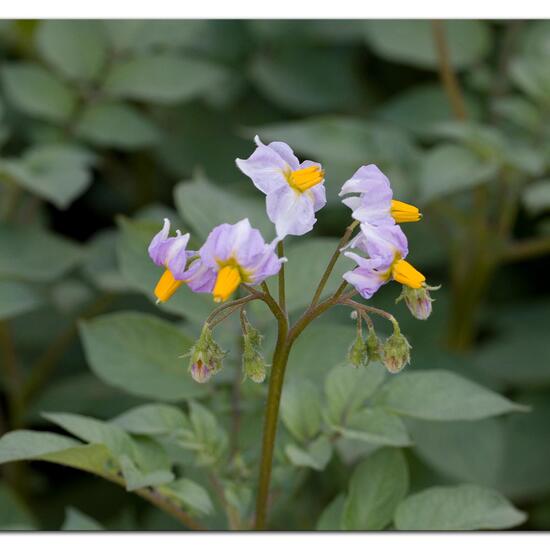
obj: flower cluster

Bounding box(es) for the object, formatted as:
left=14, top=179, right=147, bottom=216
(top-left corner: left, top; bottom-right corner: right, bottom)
left=147, top=136, right=437, bottom=381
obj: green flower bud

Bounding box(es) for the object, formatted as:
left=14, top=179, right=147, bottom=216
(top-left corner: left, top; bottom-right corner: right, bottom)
left=396, top=284, right=440, bottom=321
left=365, top=327, right=382, bottom=364
left=241, top=314, right=268, bottom=383
left=348, top=332, right=368, bottom=368
left=187, top=324, right=226, bottom=383
left=382, top=325, right=411, bottom=374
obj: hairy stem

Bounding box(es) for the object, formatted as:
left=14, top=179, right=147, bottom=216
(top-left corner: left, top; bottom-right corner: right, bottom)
left=310, top=220, right=359, bottom=308
left=277, top=241, right=286, bottom=314
left=431, top=20, right=467, bottom=120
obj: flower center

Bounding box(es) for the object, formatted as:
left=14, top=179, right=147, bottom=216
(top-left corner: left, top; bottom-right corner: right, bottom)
left=391, top=258, right=425, bottom=289
left=390, top=200, right=422, bottom=223
left=213, top=265, right=242, bottom=303
left=154, top=268, right=183, bottom=303
left=287, top=166, right=324, bottom=193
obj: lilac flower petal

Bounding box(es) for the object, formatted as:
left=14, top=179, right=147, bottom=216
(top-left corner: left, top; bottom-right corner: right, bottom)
left=148, top=218, right=171, bottom=266
left=261, top=137, right=300, bottom=170
left=339, top=164, right=392, bottom=197
left=360, top=223, right=408, bottom=259
left=184, top=259, right=217, bottom=292
left=165, top=232, right=191, bottom=278
left=266, top=186, right=317, bottom=238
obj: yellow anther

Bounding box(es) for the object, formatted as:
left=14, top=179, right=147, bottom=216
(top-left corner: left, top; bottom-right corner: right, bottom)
left=392, top=259, right=425, bottom=289
left=391, top=200, right=422, bottom=223
left=213, top=265, right=242, bottom=303
left=288, top=165, right=324, bottom=192
left=154, top=268, right=183, bottom=303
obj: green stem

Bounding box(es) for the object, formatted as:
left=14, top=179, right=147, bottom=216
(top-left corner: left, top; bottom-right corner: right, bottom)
left=277, top=241, right=286, bottom=314
left=309, top=220, right=359, bottom=308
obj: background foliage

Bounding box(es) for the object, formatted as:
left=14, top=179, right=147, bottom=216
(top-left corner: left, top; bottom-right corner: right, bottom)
left=0, top=19, right=549, bottom=531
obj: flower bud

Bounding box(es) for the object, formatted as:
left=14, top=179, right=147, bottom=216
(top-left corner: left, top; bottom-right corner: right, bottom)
left=382, top=326, right=411, bottom=374
left=187, top=324, right=226, bottom=383
left=241, top=313, right=268, bottom=383
left=365, top=327, right=382, bottom=364
left=348, top=332, right=368, bottom=368
left=396, top=284, right=440, bottom=321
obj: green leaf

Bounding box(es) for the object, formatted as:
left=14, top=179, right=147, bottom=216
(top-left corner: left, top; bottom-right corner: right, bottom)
left=376, top=370, right=527, bottom=421
left=62, top=507, right=104, bottom=531
left=104, top=54, right=228, bottom=104
left=342, top=448, right=409, bottom=530
left=251, top=45, right=363, bottom=114
left=337, top=408, right=411, bottom=447
left=36, top=20, right=108, bottom=82
left=523, top=180, right=550, bottom=215
left=324, top=363, right=386, bottom=426
left=510, top=54, right=550, bottom=105
left=364, top=20, right=491, bottom=70
left=162, top=478, right=214, bottom=516
left=281, top=380, right=323, bottom=443
left=79, top=311, right=207, bottom=401
left=285, top=435, right=332, bottom=471
left=0, top=279, right=43, bottom=320
left=118, top=455, right=174, bottom=491
left=394, top=485, right=526, bottom=530
left=116, top=216, right=214, bottom=324
left=0, top=430, right=115, bottom=480
left=174, top=177, right=273, bottom=241
left=0, top=145, right=93, bottom=208
left=407, top=418, right=505, bottom=487
left=316, top=494, right=346, bottom=531
left=270, top=238, right=353, bottom=312
left=112, top=404, right=189, bottom=436
left=76, top=102, right=160, bottom=149
left=0, top=482, right=36, bottom=530
left=0, top=224, right=81, bottom=282
left=1, top=62, right=76, bottom=123
left=419, top=144, right=498, bottom=203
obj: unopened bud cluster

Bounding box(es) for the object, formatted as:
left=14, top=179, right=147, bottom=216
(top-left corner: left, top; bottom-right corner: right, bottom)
left=187, top=324, right=226, bottom=383
left=241, top=314, right=268, bottom=383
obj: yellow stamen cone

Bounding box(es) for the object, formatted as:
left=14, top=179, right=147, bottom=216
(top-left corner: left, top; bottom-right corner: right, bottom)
left=392, top=259, right=425, bottom=289
left=213, top=265, right=242, bottom=303
left=391, top=200, right=422, bottom=223
left=154, top=268, right=183, bottom=303
left=289, top=166, right=325, bottom=192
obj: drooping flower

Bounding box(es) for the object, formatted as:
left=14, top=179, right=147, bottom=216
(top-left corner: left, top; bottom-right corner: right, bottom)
left=198, top=218, right=283, bottom=303
left=339, top=164, right=421, bottom=226
left=148, top=218, right=215, bottom=303
left=343, top=223, right=425, bottom=300
left=236, top=136, right=326, bottom=238
left=382, top=327, right=412, bottom=374
left=187, top=324, right=226, bottom=383
left=396, top=284, right=440, bottom=320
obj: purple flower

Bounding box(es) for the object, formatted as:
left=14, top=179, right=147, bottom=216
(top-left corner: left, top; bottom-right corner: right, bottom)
left=339, top=164, right=421, bottom=226
left=148, top=218, right=215, bottom=303
left=198, top=218, right=283, bottom=302
left=236, top=136, right=326, bottom=238
left=343, top=223, right=425, bottom=300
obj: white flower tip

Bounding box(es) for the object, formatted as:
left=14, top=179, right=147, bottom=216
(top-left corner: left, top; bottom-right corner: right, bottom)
left=279, top=257, right=288, bottom=264
left=254, top=135, right=263, bottom=146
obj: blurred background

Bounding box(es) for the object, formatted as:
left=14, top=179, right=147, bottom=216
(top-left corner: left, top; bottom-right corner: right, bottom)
left=0, top=19, right=549, bottom=530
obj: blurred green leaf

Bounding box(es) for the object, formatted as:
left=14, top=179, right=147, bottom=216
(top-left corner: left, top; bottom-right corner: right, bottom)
left=281, top=380, right=322, bottom=442
left=36, top=20, right=108, bottom=82
left=0, top=279, right=43, bottom=320
left=76, top=102, right=160, bottom=149
left=0, top=223, right=81, bottom=282
left=118, top=455, right=174, bottom=491
left=104, top=54, right=228, bottom=104
left=285, top=435, right=332, bottom=471
left=0, top=144, right=93, bottom=208
left=337, top=408, right=411, bottom=447
left=251, top=45, right=363, bottom=114
left=316, top=493, right=346, bottom=530
left=79, top=311, right=207, bottom=401
left=510, top=54, right=550, bottom=105
left=324, top=363, right=386, bottom=426
left=112, top=404, right=189, bottom=436
left=174, top=177, right=272, bottom=241
left=523, top=180, right=550, bottom=215
left=1, top=62, right=77, bottom=123
left=364, top=20, right=492, bottom=70
left=0, top=482, right=36, bottom=530
left=162, top=478, right=213, bottom=517
left=376, top=370, right=527, bottom=421
left=116, top=216, right=214, bottom=324
left=342, top=448, right=409, bottom=530
left=419, top=143, right=498, bottom=203
left=394, top=485, right=526, bottom=530
left=62, top=507, right=104, bottom=531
